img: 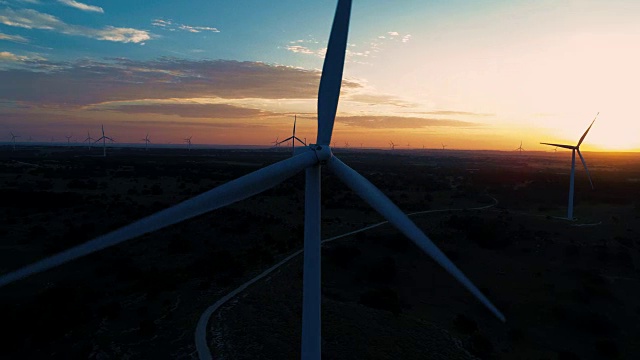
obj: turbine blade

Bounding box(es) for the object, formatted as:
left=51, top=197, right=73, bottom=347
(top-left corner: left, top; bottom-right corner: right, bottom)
left=0, top=151, right=318, bottom=288
left=294, top=137, right=307, bottom=146
left=540, top=142, right=575, bottom=150
left=327, top=156, right=505, bottom=322
left=293, top=116, right=297, bottom=137
left=316, top=0, right=352, bottom=145
left=577, top=149, right=594, bottom=189
left=577, top=112, right=598, bottom=146
left=277, top=136, right=294, bottom=145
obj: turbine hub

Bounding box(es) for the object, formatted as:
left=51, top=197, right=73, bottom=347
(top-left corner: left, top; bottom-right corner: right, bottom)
left=309, top=144, right=332, bottom=164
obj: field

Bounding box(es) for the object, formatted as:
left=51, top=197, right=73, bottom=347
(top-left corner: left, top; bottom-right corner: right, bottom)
left=1, top=146, right=639, bottom=359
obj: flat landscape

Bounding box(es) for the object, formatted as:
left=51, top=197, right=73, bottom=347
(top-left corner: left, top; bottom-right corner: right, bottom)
left=1, top=146, right=639, bottom=359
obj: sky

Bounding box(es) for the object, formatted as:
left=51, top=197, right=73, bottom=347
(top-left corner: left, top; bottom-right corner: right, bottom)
left=1, top=0, right=640, bottom=151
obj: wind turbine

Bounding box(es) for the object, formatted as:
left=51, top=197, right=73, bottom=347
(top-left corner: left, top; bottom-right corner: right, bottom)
left=83, top=131, right=95, bottom=150
left=94, top=125, right=114, bottom=157
left=185, top=136, right=192, bottom=151
left=389, top=140, right=395, bottom=150
left=344, top=141, right=349, bottom=148
left=515, top=141, right=525, bottom=152
left=142, top=133, right=151, bottom=151
left=272, top=136, right=280, bottom=148
left=65, top=135, right=73, bottom=148
left=0, top=2, right=505, bottom=359
left=277, top=115, right=306, bottom=153
left=441, top=143, right=447, bottom=150
left=540, top=113, right=598, bottom=220
left=10, top=132, right=19, bottom=151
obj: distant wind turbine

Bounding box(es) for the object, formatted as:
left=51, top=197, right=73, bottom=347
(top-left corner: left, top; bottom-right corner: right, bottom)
left=277, top=115, right=306, bottom=153
left=515, top=141, right=525, bottom=152
left=441, top=143, right=447, bottom=150
left=540, top=113, right=598, bottom=220
left=65, top=135, right=73, bottom=148
left=389, top=140, right=395, bottom=150
left=10, top=132, right=19, bottom=151
left=83, top=131, right=95, bottom=150
left=94, top=125, right=114, bottom=157
left=142, top=133, right=151, bottom=151
left=272, top=136, right=280, bottom=148
left=0, top=2, right=504, bottom=359
left=185, top=136, right=192, bottom=151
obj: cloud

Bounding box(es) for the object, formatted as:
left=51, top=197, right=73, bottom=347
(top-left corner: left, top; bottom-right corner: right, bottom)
left=58, top=0, right=104, bottom=13
left=0, top=51, right=44, bottom=63
left=336, top=115, right=479, bottom=129
left=0, top=51, right=29, bottom=62
left=413, top=110, right=494, bottom=117
left=0, top=8, right=150, bottom=43
left=286, top=45, right=317, bottom=55
left=0, top=32, right=28, bottom=43
left=152, top=18, right=219, bottom=33
left=346, top=93, right=415, bottom=108
left=0, top=58, right=362, bottom=107
left=109, top=103, right=274, bottom=119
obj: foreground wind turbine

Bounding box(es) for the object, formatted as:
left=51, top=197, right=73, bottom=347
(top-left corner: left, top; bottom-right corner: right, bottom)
left=0, top=1, right=504, bottom=358
left=277, top=115, right=306, bottom=153
left=515, top=141, right=524, bottom=152
left=540, top=113, right=598, bottom=220
left=83, top=131, right=95, bottom=150
left=94, top=125, right=114, bottom=157
left=142, top=133, right=151, bottom=151
left=10, top=132, right=19, bottom=151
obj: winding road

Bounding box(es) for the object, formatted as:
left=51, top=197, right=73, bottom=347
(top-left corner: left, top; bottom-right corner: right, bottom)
left=194, top=196, right=499, bottom=359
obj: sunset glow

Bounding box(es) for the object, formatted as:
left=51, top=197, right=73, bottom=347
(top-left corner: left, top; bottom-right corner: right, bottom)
left=1, top=0, right=639, bottom=151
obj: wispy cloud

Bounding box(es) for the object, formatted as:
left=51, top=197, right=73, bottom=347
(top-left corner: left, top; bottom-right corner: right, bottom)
left=412, top=110, right=494, bottom=117
left=0, top=51, right=29, bottom=62
left=337, top=115, right=479, bottom=129
left=0, top=8, right=150, bottom=43
left=0, top=32, right=28, bottom=43
left=108, top=103, right=274, bottom=119
left=152, top=18, right=220, bottom=33
left=58, top=0, right=104, bottom=13
left=0, top=58, right=362, bottom=107
left=0, top=51, right=44, bottom=63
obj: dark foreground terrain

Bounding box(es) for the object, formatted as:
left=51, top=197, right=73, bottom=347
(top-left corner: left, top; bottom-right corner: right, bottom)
left=1, top=145, right=639, bottom=359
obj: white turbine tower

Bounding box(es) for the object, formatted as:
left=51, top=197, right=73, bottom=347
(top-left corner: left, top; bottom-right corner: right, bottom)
left=83, top=131, right=95, bottom=150
left=142, top=133, right=151, bottom=151
left=276, top=115, right=306, bottom=153
left=0, top=2, right=505, bottom=359
left=540, top=113, right=598, bottom=220
left=94, top=125, right=114, bottom=157
left=10, top=132, right=19, bottom=151
left=185, top=136, right=192, bottom=151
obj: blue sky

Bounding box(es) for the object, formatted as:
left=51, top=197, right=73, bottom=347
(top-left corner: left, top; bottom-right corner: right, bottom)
left=1, top=0, right=640, bottom=150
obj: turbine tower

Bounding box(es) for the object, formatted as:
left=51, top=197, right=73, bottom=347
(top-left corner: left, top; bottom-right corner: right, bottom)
left=83, top=131, right=95, bottom=150
left=94, top=125, right=114, bottom=157
left=540, top=113, right=598, bottom=220
left=515, top=141, right=525, bottom=152
left=142, top=133, right=151, bottom=151
left=185, top=136, right=192, bottom=151
left=0, top=2, right=505, bottom=359
left=10, top=132, right=19, bottom=151
left=276, top=115, right=306, bottom=153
